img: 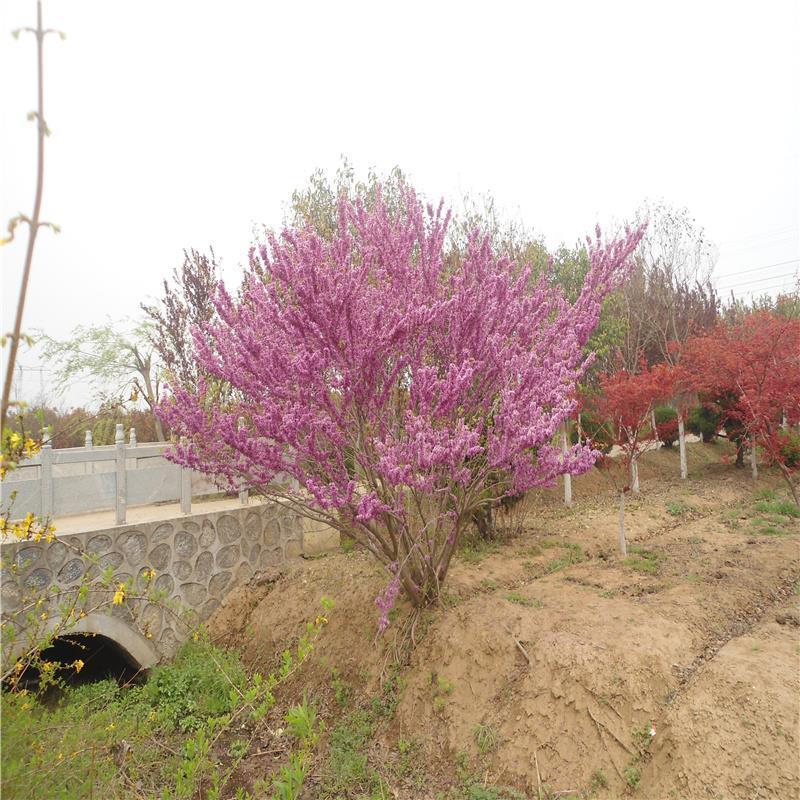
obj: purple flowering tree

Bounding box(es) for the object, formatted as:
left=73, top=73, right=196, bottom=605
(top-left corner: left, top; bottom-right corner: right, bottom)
left=160, top=189, right=643, bottom=608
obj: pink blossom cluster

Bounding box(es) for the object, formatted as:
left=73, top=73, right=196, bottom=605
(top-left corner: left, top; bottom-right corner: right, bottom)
left=159, top=188, right=644, bottom=605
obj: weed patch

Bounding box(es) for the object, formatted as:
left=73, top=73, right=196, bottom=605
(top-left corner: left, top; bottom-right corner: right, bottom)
left=459, top=533, right=500, bottom=563
left=623, top=546, right=665, bottom=575
left=753, top=499, right=799, bottom=518
left=504, top=591, right=542, bottom=608
left=323, top=709, right=379, bottom=796
left=666, top=499, right=695, bottom=516
left=473, top=723, right=498, bottom=755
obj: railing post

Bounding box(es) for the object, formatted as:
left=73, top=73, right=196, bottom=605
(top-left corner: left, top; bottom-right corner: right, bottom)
left=40, top=440, right=53, bottom=518
left=238, top=416, right=248, bottom=506
left=180, top=436, right=191, bottom=514
left=84, top=429, right=93, bottom=475
left=129, top=427, right=137, bottom=447
left=115, top=423, right=127, bottom=525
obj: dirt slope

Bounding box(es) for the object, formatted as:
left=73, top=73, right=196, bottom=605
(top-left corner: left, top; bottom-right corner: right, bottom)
left=209, top=445, right=800, bottom=799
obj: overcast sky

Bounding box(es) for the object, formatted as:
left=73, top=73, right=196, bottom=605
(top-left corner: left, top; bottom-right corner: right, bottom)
left=2, top=0, right=798, bottom=409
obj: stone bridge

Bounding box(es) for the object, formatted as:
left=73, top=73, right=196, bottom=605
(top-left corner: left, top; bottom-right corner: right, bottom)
left=1, top=501, right=338, bottom=670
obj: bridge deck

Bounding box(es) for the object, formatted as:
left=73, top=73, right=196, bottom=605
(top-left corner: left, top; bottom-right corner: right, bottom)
left=50, top=497, right=260, bottom=535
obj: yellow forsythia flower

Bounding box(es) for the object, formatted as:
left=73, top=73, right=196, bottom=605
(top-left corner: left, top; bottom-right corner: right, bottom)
left=9, top=432, right=21, bottom=448
left=112, top=584, right=126, bottom=605
left=73, top=659, right=84, bottom=673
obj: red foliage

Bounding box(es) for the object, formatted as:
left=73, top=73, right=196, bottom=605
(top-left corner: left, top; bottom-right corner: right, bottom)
left=593, top=363, right=674, bottom=454
left=682, top=311, right=800, bottom=500
left=655, top=416, right=679, bottom=446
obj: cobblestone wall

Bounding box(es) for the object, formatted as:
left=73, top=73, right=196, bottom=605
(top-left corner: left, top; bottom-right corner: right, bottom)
left=1, top=502, right=325, bottom=662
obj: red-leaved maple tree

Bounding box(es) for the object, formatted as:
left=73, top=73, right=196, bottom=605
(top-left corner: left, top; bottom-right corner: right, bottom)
left=592, top=363, right=673, bottom=494
left=682, top=312, right=800, bottom=505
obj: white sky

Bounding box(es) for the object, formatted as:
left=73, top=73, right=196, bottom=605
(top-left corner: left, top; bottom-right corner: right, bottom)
left=2, top=0, right=799, bottom=409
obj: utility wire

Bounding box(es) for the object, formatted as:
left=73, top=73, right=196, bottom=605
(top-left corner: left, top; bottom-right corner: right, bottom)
left=717, top=270, right=798, bottom=290
left=725, top=282, right=798, bottom=297
left=714, top=258, right=799, bottom=279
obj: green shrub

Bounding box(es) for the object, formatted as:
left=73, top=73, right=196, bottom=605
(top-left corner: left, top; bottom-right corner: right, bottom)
left=572, top=410, right=614, bottom=453
left=687, top=404, right=720, bottom=443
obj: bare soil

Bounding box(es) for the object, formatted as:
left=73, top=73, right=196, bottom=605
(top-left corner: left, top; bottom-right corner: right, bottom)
left=209, top=442, right=800, bottom=799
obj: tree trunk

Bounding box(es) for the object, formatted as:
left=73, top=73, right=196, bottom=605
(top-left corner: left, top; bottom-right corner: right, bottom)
left=651, top=409, right=659, bottom=443
left=1, top=2, right=47, bottom=433
left=618, top=491, right=627, bottom=556
left=140, top=369, right=165, bottom=441
left=775, top=459, right=800, bottom=508
left=678, top=412, right=687, bottom=480
left=630, top=456, right=640, bottom=494
left=561, top=423, right=572, bottom=507
left=735, top=437, right=745, bottom=468
left=750, top=437, right=758, bottom=480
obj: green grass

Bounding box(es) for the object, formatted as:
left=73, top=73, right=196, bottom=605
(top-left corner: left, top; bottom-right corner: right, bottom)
left=458, top=533, right=500, bottom=563
left=0, top=640, right=248, bottom=800
left=473, top=723, right=498, bottom=755
left=589, top=768, right=609, bottom=791
left=323, top=709, right=380, bottom=796
left=748, top=496, right=799, bottom=537
left=320, top=668, right=406, bottom=797
left=755, top=524, right=787, bottom=536
left=753, top=487, right=777, bottom=501
left=719, top=492, right=799, bottom=538
left=543, top=541, right=585, bottom=574
left=538, top=538, right=562, bottom=549
left=624, top=764, right=641, bottom=789
left=666, top=499, right=695, bottom=516
left=623, top=545, right=665, bottom=575
left=504, top=591, right=542, bottom=608
left=753, top=499, right=800, bottom=518
left=452, top=752, right=528, bottom=800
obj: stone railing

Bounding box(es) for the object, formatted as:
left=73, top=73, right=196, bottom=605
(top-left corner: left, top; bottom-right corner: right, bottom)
left=1, top=424, right=234, bottom=523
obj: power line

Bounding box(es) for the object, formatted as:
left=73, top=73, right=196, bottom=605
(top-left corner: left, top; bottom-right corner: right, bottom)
left=714, top=258, right=799, bottom=279
left=725, top=281, right=798, bottom=297
left=717, top=270, right=798, bottom=290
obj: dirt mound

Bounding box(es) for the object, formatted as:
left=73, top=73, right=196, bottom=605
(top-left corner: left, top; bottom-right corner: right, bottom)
left=642, top=598, right=800, bottom=800
left=208, top=449, right=800, bottom=798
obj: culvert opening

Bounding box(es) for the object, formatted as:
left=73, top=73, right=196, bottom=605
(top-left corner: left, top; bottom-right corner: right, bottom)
left=25, top=634, right=145, bottom=692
